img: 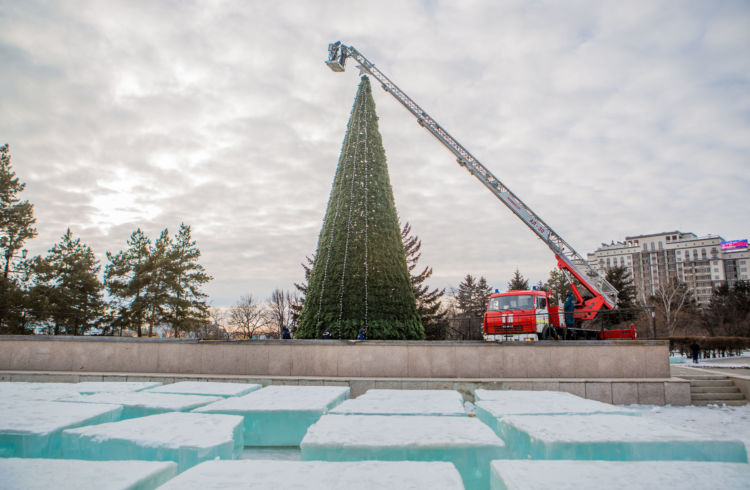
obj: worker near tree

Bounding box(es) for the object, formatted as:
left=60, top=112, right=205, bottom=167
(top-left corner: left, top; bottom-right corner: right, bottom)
left=690, top=342, right=701, bottom=364
left=564, top=292, right=576, bottom=328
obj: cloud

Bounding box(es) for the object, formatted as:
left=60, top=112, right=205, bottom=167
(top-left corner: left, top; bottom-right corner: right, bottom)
left=2, top=0, right=749, bottom=305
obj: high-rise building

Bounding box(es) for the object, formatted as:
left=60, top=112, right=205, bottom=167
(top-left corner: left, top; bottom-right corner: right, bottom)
left=587, top=231, right=749, bottom=306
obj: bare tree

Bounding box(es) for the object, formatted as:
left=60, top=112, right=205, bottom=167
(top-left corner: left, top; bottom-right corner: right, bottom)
left=652, top=279, right=694, bottom=336
left=229, top=295, right=268, bottom=339
left=267, top=289, right=297, bottom=336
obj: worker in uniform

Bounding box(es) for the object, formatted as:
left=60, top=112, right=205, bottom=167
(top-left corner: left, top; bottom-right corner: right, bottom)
left=564, top=292, right=576, bottom=328
left=328, top=41, right=341, bottom=61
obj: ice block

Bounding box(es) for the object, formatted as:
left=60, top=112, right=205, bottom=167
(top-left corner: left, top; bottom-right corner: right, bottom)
left=301, top=414, right=506, bottom=489
left=194, top=385, right=349, bottom=446
left=497, top=414, right=748, bottom=462
left=61, top=412, right=244, bottom=473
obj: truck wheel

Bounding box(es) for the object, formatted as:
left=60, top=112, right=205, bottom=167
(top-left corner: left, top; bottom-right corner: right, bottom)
left=541, top=326, right=558, bottom=340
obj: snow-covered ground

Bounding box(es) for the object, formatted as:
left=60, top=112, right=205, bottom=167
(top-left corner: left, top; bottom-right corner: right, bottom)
left=632, top=403, right=750, bottom=454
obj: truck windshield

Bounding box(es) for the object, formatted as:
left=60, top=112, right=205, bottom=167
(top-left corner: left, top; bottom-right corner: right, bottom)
left=488, top=295, right=535, bottom=311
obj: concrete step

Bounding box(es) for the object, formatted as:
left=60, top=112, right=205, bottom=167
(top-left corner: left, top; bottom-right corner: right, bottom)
left=689, top=379, right=735, bottom=388
left=684, top=375, right=732, bottom=381
left=691, top=392, right=746, bottom=401
left=692, top=399, right=748, bottom=406
left=691, top=385, right=741, bottom=394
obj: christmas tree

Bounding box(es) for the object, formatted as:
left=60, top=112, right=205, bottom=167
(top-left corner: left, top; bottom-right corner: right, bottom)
left=296, top=76, right=423, bottom=340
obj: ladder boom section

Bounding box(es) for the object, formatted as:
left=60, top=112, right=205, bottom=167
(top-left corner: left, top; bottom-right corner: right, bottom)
left=330, top=44, right=617, bottom=309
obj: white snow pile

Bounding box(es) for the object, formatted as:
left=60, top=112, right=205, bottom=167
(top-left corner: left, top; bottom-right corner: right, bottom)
left=158, top=460, right=464, bottom=490
left=490, top=460, right=750, bottom=490
left=302, top=414, right=503, bottom=448
left=330, top=389, right=466, bottom=416
left=62, top=412, right=244, bottom=449
left=0, top=399, right=122, bottom=435
left=475, top=390, right=637, bottom=416
left=0, top=458, right=177, bottom=490
left=194, top=385, right=349, bottom=412
left=145, top=381, right=261, bottom=397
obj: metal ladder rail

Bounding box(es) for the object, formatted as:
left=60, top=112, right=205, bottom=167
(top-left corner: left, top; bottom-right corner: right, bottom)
left=339, top=45, right=618, bottom=309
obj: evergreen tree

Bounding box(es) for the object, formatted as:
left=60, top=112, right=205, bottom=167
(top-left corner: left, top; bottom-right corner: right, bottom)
left=165, top=223, right=211, bottom=337
left=0, top=144, right=38, bottom=333
left=544, top=268, right=570, bottom=305
left=31, top=229, right=104, bottom=335
left=105, top=229, right=152, bottom=336
left=296, top=76, right=422, bottom=340
left=455, top=274, right=492, bottom=317
left=507, top=268, right=530, bottom=291
left=401, top=221, right=448, bottom=340
left=604, top=266, right=638, bottom=325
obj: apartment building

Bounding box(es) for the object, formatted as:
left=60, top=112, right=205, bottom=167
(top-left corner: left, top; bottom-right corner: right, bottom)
left=587, top=231, right=750, bottom=306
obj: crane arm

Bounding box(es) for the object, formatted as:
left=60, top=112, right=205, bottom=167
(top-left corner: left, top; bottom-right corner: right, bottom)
left=326, top=43, right=617, bottom=310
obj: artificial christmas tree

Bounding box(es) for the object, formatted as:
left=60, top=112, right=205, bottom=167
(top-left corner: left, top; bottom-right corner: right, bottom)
left=296, top=76, right=423, bottom=340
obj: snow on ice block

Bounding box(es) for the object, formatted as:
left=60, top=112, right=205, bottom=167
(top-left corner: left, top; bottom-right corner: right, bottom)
left=301, top=414, right=506, bottom=489
left=75, top=381, right=163, bottom=394
left=0, top=399, right=122, bottom=458
left=330, top=389, right=467, bottom=416
left=62, top=392, right=222, bottom=419
left=489, top=460, right=750, bottom=490
left=194, top=385, right=349, bottom=446
left=497, top=414, right=748, bottom=462
left=145, top=381, right=261, bottom=397
left=474, top=391, right=636, bottom=434
left=0, top=382, right=82, bottom=401
left=61, top=412, right=244, bottom=473
left=0, top=458, right=177, bottom=490
left=159, top=460, right=464, bottom=490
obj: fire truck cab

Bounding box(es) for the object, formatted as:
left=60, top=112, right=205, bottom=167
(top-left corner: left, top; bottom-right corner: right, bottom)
left=483, top=289, right=562, bottom=342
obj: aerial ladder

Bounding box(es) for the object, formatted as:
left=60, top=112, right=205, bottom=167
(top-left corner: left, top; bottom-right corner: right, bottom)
left=325, top=42, right=619, bottom=322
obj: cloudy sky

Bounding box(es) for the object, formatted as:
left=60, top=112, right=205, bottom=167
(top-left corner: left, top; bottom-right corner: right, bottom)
left=2, top=0, right=749, bottom=306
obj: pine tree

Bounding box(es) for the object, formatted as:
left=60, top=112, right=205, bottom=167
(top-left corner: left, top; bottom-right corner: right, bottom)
left=401, top=221, right=448, bottom=340
left=32, top=229, right=104, bottom=335
left=166, top=223, right=211, bottom=337
left=105, top=229, right=152, bottom=336
left=507, top=268, right=530, bottom=291
left=544, top=268, right=570, bottom=305
left=0, top=144, right=38, bottom=333
left=296, top=76, right=422, bottom=340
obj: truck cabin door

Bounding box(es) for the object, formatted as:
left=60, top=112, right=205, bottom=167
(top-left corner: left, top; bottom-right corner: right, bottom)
left=535, top=296, right=549, bottom=334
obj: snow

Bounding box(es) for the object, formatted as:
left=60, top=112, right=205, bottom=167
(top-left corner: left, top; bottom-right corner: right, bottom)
left=635, top=403, right=750, bottom=455
left=60, top=392, right=222, bottom=418
left=194, top=385, right=349, bottom=412
left=0, top=458, right=177, bottom=490
left=474, top=390, right=637, bottom=416
left=0, top=399, right=122, bottom=435
left=330, top=389, right=465, bottom=416
left=75, top=381, right=164, bottom=393
left=302, top=414, right=503, bottom=448
left=158, top=460, right=465, bottom=490
left=61, top=412, right=245, bottom=473
left=498, top=413, right=748, bottom=462
left=145, top=381, right=261, bottom=397
left=490, top=460, right=750, bottom=490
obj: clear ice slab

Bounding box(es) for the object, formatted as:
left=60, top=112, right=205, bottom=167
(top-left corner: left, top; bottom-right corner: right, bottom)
left=158, top=460, right=465, bottom=490
left=474, top=390, right=637, bottom=435
left=61, top=412, right=245, bottom=473
left=61, top=392, right=222, bottom=419
left=301, top=414, right=506, bottom=489
left=497, top=414, right=748, bottom=462
left=0, top=399, right=122, bottom=458
left=145, top=381, right=261, bottom=398
left=490, top=460, right=750, bottom=490
left=0, top=457, right=177, bottom=490
left=330, top=389, right=466, bottom=416
left=194, top=385, right=349, bottom=446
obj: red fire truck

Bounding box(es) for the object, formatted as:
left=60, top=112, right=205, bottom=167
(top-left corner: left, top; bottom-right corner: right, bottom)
left=483, top=288, right=637, bottom=342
